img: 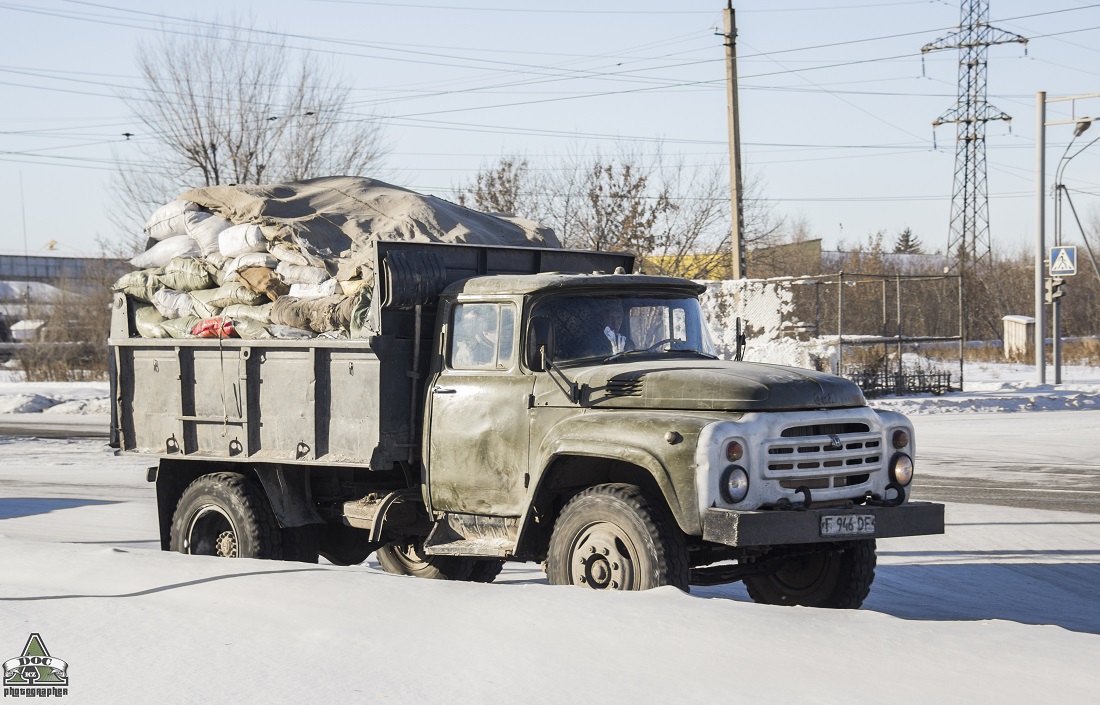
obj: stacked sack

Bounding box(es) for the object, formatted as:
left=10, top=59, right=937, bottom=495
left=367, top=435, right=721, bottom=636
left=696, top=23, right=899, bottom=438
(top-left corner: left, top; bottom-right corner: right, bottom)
left=113, top=200, right=369, bottom=340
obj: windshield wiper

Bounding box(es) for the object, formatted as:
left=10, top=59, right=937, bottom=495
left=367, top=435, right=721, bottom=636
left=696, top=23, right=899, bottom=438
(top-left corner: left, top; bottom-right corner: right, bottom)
left=604, top=339, right=717, bottom=363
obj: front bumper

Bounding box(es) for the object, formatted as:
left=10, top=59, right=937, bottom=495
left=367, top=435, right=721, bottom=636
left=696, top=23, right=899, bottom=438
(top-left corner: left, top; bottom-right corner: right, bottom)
left=702, top=501, right=945, bottom=548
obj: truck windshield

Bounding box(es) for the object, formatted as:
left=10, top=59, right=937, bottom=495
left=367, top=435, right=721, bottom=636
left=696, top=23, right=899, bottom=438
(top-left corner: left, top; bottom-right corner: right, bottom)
left=532, top=294, right=717, bottom=363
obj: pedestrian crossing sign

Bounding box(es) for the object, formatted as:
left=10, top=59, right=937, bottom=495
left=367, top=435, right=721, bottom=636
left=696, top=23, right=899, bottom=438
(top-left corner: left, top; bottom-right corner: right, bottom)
left=1049, top=246, right=1077, bottom=276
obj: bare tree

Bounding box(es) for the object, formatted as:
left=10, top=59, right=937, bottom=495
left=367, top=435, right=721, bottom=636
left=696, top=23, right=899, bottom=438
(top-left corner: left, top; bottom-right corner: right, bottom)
left=112, top=23, right=387, bottom=249
left=644, top=161, right=727, bottom=278
left=455, top=146, right=764, bottom=279
left=570, top=157, right=670, bottom=254
left=455, top=158, right=531, bottom=215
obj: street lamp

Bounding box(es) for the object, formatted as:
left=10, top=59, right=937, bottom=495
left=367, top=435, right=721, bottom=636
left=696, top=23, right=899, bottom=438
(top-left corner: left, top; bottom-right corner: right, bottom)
left=1035, top=92, right=1100, bottom=385
left=1052, top=118, right=1100, bottom=383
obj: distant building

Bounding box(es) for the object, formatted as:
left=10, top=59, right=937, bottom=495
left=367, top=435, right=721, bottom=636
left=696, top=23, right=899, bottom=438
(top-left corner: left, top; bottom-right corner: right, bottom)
left=0, top=251, right=127, bottom=288
left=0, top=251, right=127, bottom=343
left=748, top=239, right=949, bottom=279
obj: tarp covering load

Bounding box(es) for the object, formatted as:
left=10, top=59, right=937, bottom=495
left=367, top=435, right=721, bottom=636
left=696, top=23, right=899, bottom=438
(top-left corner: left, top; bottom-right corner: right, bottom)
left=113, top=176, right=559, bottom=340
left=183, top=175, right=558, bottom=278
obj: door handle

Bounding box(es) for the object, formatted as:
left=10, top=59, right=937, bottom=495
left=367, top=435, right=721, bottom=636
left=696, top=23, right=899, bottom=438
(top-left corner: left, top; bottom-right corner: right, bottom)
left=432, top=386, right=457, bottom=394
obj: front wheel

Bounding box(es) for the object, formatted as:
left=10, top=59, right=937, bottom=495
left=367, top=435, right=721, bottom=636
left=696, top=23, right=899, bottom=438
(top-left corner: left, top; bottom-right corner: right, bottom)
left=169, top=472, right=282, bottom=559
left=744, top=540, right=876, bottom=609
left=546, top=484, right=688, bottom=591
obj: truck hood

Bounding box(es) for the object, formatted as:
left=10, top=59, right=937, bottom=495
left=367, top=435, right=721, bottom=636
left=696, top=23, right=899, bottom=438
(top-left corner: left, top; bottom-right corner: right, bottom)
left=564, top=359, right=865, bottom=411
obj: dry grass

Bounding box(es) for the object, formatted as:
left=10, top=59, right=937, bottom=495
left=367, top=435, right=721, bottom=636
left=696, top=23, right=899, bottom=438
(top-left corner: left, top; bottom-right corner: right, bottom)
left=14, top=271, right=114, bottom=383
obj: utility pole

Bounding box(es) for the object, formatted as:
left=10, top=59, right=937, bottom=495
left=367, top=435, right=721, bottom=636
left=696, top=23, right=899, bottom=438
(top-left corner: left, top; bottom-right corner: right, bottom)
left=723, top=0, right=746, bottom=279
left=1037, top=92, right=1100, bottom=385
left=1035, top=92, right=1046, bottom=384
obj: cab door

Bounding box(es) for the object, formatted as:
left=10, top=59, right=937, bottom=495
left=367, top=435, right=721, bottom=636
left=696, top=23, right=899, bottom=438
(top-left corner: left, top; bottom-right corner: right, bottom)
left=426, top=300, right=533, bottom=517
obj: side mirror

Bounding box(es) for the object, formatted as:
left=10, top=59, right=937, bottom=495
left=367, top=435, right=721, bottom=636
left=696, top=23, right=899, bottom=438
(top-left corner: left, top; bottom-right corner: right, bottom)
left=527, top=316, right=555, bottom=372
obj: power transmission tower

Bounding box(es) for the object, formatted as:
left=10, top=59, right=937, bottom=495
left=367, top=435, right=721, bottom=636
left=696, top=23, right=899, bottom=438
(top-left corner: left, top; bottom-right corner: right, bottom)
left=922, top=0, right=1026, bottom=271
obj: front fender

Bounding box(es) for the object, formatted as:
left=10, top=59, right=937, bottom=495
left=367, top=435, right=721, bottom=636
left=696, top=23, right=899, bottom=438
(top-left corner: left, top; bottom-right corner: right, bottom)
left=531, top=410, right=716, bottom=535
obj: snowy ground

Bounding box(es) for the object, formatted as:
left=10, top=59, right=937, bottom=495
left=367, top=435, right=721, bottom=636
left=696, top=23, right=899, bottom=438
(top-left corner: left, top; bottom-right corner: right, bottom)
left=1, top=433, right=1099, bottom=704
left=2, top=362, right=1099, bottom=703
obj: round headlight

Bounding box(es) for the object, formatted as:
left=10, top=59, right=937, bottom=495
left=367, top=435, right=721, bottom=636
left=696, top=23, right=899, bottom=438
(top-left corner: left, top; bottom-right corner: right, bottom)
left=725, top=440, right=744, bottom=462
left=721, top=465, right=750, bottom=503
left=891, top=453, right=914, bottom=486
left=892, top=429, right=910, bottom=449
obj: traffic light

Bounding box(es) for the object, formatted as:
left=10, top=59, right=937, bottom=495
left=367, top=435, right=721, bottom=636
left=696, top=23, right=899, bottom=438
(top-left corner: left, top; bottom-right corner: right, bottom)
left=1044, top=277, right=1066, bottom=304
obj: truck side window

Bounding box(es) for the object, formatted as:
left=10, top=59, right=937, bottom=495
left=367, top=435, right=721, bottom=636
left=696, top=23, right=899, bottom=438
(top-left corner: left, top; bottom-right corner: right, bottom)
left=451, top=303, right=515, bottom=370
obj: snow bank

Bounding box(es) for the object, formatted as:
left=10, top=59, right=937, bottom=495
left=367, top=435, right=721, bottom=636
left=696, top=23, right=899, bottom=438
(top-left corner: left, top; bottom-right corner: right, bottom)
left=0, top=393, right=58, bottom=413
left=0, top=526, right=1097, bottom=705
left=871, top=363, right=1100, bottom=415
left=0, top=376, right=109, bottom=415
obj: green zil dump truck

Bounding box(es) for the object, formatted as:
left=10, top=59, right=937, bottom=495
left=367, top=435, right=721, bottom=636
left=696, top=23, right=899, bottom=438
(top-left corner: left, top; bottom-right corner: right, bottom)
left=109, top=242, right=943, bottom=607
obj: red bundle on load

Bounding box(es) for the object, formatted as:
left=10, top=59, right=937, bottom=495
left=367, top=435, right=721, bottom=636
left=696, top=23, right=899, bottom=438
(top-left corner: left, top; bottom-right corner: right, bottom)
left=191, top=317, right=236, bottom=338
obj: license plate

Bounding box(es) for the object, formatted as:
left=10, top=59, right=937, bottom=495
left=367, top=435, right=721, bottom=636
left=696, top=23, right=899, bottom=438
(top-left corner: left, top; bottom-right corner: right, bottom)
left=820, top=514, right=876, bottom=537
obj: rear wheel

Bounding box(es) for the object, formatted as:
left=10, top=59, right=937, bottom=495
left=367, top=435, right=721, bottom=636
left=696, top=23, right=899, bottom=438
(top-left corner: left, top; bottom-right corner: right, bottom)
left=546, top=484, right=688, bottom=591
left=169, top=473, right=282, bottom=559
left=376, top=539, right=475, bottom=580
left=744, top=540, right=876, bottom=609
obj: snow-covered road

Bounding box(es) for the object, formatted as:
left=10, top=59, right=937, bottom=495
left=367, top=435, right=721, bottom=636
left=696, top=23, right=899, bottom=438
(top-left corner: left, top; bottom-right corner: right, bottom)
left=910, top=410, right=1100, bottom=513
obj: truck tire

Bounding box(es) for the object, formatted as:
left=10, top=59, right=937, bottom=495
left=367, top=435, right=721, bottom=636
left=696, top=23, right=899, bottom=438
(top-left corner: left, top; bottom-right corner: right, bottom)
left=281, top=525, right=319, bottom=563
left=376, top=540, right=475, bottom=580
left=169, top=473, right=283, bottom=559
left=744, top=540, right=876, bottom=609
left=318, top=524, right=380, bottom=566
left=546, top=483, right=689, bottom=591
left=465, top=559, right=506, bottom=583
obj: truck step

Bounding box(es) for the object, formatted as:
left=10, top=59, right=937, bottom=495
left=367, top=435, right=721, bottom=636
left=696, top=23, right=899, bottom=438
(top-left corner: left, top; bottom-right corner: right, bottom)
left=423, top=537, right=514, bottom=557
left=422, top=513, right=518, bottom=557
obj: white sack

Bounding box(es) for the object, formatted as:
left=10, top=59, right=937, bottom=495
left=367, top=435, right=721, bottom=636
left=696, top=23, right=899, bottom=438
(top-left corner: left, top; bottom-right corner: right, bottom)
left=152, top=288, right=194, bottom=319
left=219, top=223, right=267, bottom=258
left=144, top=200, right=201, bottom=241
left=233, top=318, right=273, bottom=340
left=161, top=315, right=202, bottom=339
left=276, top=261, right=329, bottom=286
left=267, top=324, right=315, bottom=340
left=289, top=278, right=338, bottom=298
left=130, top=235, right=199, bottom=269
left=185, top=212, right=233, bottom=256
left=194, top=282, right=265, bottom=309
left=269, top=243, right=314, bottom=267
left=222, top=302, right=274, bottom=322
left=134, top=305, right=168, bottom=339
left=225, top=252, right=279, bottom=276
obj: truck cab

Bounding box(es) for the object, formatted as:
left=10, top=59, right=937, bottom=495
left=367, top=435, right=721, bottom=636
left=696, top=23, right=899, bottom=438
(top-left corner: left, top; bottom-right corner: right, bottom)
left=418, top=271, right=942, bottom=601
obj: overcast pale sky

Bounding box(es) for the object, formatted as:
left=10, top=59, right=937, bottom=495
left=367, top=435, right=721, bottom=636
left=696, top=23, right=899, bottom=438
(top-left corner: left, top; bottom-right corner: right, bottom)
left=2, top=0, right=1099, bottom=259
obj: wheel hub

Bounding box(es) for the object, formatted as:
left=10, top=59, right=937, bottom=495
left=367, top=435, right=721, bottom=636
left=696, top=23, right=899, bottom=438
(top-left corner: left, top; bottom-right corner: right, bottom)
left=571, top=523, right=635, bottom=590
left=215, top=530, right=238, bottom=558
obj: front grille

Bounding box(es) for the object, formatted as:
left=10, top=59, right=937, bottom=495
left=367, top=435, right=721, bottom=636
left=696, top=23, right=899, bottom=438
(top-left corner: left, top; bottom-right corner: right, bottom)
left=781, top=422, right=869, bottom=438
left=765, top=421, right=882, bottom=487
left=779, top=478, right=830, bottom=490
left=606, top=377, right=645, bottom=397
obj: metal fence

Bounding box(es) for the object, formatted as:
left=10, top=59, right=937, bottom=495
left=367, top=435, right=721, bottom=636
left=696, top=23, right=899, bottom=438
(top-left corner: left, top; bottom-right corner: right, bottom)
left=715, top=271, right=966, bottom=397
